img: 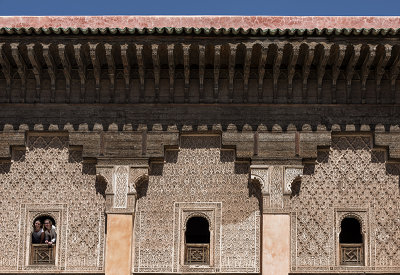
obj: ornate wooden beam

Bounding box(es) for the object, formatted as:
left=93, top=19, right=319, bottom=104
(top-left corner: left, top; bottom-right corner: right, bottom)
left=58, top=44, right=71, bottom=103
left=257, top=42, right=268, bottom=103
left=345, top=44, right=362, bottom=103
left=120, top=43, right=131, bottom=103
left=331, top=44, right=346, bottom=104
left=73, top=43, right=86, bottom=103
left=243, top=43, right=253, bottom=103
left=317, top=43, right=331, bottom=103
left=42, top=43, right=57, bottom=103
left=228, top=43, right=237, bottom=102
left=287, top=43, right=300, bottom=103
left=105, top=43, right=116, bottom=102
left=151, top=44, right=160, bottom=102
left=11, top=43, right=27, bottom=102
left=0, top=43, right=11, bottom=102
left=167, top=44, right=175, bottom=102
left=199, top=44, right=205, bottom=102
left=27, top=43, right=42, bottom=101
left=390, top=46, right=400, bottom=103
left=182, top=44, right=190, bottom=103
left=360, top=44, right=377, bottom=103
left=272, top=43, right=284, bottom=103
left=213, top=44, right=221, bottom=102
left=89, top=43, right=101, bottom=103
left=135, top=44, right=145, bottom=102
left=375, top=45, right=392, bottom=103
left=302, top=42, right=316, bottom=103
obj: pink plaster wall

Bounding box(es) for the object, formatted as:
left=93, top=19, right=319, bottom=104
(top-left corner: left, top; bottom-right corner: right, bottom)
left=105, top=214, right=133, bottom=275
left=0, top=16, right=399, bottom=29
left=262, top=214, right=290, bottom=275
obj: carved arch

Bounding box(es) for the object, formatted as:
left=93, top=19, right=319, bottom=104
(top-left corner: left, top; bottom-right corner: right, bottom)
left=183, top=212, right=212, bottom=230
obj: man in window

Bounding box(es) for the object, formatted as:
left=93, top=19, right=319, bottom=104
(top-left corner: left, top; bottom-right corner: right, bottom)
left=44, top=219, right=57, bottom=246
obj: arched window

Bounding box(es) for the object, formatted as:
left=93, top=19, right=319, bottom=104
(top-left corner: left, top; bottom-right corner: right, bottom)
left=185, top=216, right=210, bottom=265
left=339, top=217, right=363, bottom=265
left=30, top=215, right=57, bottom=265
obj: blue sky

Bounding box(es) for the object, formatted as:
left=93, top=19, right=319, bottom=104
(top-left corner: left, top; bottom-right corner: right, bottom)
left=0, top=0, right=399, bottom=15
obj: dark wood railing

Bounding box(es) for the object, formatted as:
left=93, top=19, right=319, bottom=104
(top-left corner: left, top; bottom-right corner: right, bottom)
left=185, top=243, right=209, bottom=265
left=30, top=244, right=55, bottom=265
left=340, top=243, right=363, bottom=265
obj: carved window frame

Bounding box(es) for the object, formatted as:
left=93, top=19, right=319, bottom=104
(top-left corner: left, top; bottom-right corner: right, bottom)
left=173, top=202, right=222, bottom=273
left=18, top=203, right=67, bottom=271
left=334, top=208, right=369, bottom=269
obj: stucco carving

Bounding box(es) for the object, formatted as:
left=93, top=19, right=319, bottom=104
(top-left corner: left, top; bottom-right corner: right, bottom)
left=0, top=134, right=105, bottom=272
left=134, top=135, right=260, bottom=273
left=291, top=135, right=400, bottom=273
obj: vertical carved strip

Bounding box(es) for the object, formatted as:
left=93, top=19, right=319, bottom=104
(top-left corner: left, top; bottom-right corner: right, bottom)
left=182, top=44, right=190, bottom=103
left=11, top=43, right=27, bottom=102
left=89, top=43, right=101, bottom=103
left=105, top=43, right=116, bottom=103
left=199, top=44, right=205, bottom=102
left=228, top=43, right=237, bottom=102
left=151, top=44, right=160, bottom=102
left=73, top=44, right=86, bottom=103
left=273, top=43, right=284, bottom=103
left=135, top=44, right=145, bottom=102
left=302, top=43, right=316, bottom=103
left=167, top=44, right=175, bottom=102
left=258, top=43, right=268, bottom=103
left=317, top=43, right=331, bottom=103
left=58, top=44, right=71, bottom=103
left=375, top=45, right=392, bottom=103
left=113, top=166, right=129, bottom=208
left=331, top=44, right=346, bottom=104
left=42, top=44, right=57, bottom=103
left=27, top=43, right=42, bottom=102
left=287, top=43, right=300, bottom=103
left=213, top=45, right=221, bottom=102
left=243, top=43, right=253, bottom=103
left=0, top=43, right=11, bottom=102
left=345, top=44, right=362, bottom=103
left=390, top=47, right=400, bottom=103
left=361, top=44, right=377, bottom=104
left=120, top=44, right=131, bottom=103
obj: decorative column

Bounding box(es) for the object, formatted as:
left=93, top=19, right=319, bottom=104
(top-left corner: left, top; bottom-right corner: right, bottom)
left=97, top=160, right=148, bottom=275
left=251, top=165, right=302, bottom=275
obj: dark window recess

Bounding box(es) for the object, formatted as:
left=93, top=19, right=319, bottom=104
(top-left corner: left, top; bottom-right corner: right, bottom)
left=340, top=218, right=362, bottom=244
left=185, top=217, right=210, bottom=244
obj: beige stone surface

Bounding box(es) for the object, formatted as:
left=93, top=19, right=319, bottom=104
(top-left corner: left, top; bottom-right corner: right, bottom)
left=262, top=214, right=290, bottom=275
left=105, top=214, right=133, bottom=275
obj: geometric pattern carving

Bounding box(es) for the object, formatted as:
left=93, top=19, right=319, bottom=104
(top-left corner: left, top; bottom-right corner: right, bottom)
left=134, top=135, right=260, bottom=273
left=0, top=134, right=105, bottom=272
left=284, top=167, right=303, bottom=194
left=113, top=166, right=129, bottom=208
left=291, top=134, right=400, bottom=273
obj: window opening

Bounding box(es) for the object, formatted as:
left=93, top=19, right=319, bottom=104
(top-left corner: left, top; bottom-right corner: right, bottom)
left=30, top=215, right=57, bottom=265
left=185, top=216, right=210, bottom=265
left=339, top=217, right=363, bottom=265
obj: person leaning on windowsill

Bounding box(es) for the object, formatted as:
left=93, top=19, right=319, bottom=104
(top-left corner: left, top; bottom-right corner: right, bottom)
left=43, top=219, right=57, bottom=246
left=32, top=220, right=44, bottom=244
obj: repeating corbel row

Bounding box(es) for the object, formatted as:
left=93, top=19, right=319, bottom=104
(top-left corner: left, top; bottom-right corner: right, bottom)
left=0, top=41, right=399, bottom=104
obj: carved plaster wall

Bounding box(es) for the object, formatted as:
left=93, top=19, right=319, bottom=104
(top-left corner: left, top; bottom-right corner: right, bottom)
left=133, top=135, right=260, bottom=273
left=0, top=133, right=105, bottom=272
left=291, top=135, right=400, bottom=273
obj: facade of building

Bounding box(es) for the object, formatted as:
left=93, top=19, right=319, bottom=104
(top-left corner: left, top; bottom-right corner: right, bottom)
left=0, top=16, right=400, bottom=275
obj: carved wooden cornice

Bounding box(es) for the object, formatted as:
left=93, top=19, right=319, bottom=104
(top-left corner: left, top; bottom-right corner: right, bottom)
left=0, top=39, right=399, bottom=104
